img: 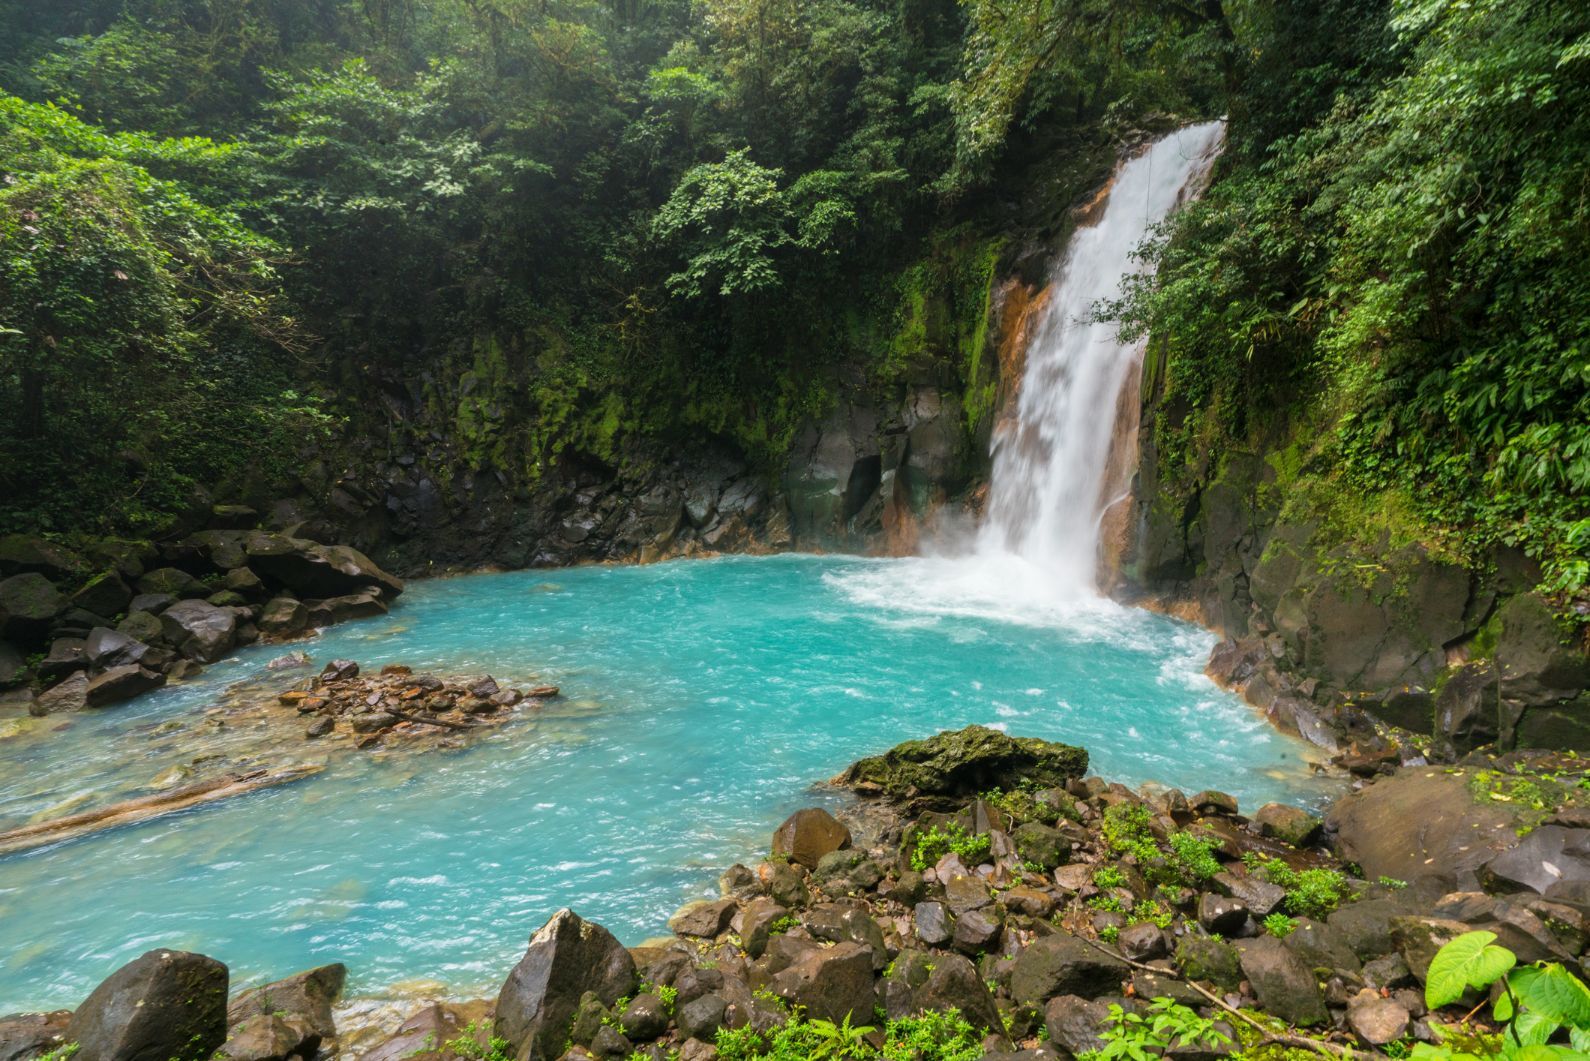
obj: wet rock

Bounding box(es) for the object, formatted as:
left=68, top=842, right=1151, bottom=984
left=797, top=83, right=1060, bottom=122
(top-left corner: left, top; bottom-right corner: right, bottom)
left=620, top=994, right=670, bottom=1041
left=736, top=899, right=788, bottom=958
left=0, top=1010, right=72, bottom=1061
left=1253, top=803, right=1322, bottom=847
left=1347, top=990, right=1410, bottom=1045
left=1191, top=791, right=1240, bottom=816
left=117, top=609, right=165, bottom=644
left=322, top=659, right=360, bottom=681
left=771, top=807, right=851, bottom=870
left=1044, top=995, right=1111, bottom=1058
left=32, top=671, right=89, bottom=716
left=669, top=899, right=737, bottom=938
left=1198, top=894, right=1249, bottom=936
left=222, top=1014, right=304, bottom=1061
left=0, top=535, right=83, bottom=580
left=66, top=948, right=228, bottom=1061
left=360, top=1002, right=493, bottom=1061
left=840, top=725, right=1088, bottom=804
left=245, top=533, right=404, bottom=600
left=350, top=712, right=397, bottom=733
left=305, top=717, right=334, bottom=738
left=768, top=940, right=874, bottom=1023
left=305, top=589, right=389, bottom=625
left=1010, top=931, right=1129, bottom=1004
left=1174, top=937, right=1243, bottom=991
left=160, top=599, right=237, bottom=662
left=83, top=627, right=149, bottom=669
left=495, top=909, right=636, bottom=1060
left=0, top=573, right=64, bottom=641
left=85, top=665, right=166, bottom=706
left=138, top=567, right=203, bottom=597
left=71, top=573, right=133, bottom=618
left=228, top=962, right=344, bottom=1049
left=1239, top=937, right=1327, bottom=1027
left=915, top=901, right=954, bottom=945
left=1211, top=872, right=1287, bottom=918
left=917, top=952, right=1003, bottom=1032
left=1481, top=826, right=1590, bottom=896
left=677, top=993, right=727, bottom=1041
left=1118, top=923, right=1169, bottom=962
left=260, top=598, right=308, bottom=637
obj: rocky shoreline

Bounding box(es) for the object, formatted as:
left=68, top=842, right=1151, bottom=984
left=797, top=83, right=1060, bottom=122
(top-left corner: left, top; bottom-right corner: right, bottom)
left=6, top=725, right=1588, bottom=1060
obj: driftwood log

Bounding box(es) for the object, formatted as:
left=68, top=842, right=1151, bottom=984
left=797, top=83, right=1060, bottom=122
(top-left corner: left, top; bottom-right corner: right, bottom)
left=0, top=765, right=323, bottom=857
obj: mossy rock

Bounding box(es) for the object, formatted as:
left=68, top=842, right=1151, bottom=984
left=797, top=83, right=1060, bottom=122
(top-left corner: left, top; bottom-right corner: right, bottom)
left=838, top=725, right=1088, bottom=805
left=1174, top=936, right=1243, bottom=991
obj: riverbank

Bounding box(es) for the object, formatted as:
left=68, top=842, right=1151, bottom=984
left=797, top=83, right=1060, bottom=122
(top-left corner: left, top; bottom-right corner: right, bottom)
left=7, top=725, right=1584, bottom=1059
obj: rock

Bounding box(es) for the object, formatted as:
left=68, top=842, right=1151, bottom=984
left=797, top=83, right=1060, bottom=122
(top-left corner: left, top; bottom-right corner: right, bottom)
left=915, top=901, right=954, bottom=945
left=359, top=1001, right=493, bottom=1061
left=117, top=609, right=165, bottom=644
left=128, top=592, right=174, bottom=614
left=1198, top=894, right=1249, bottom=936
left=620, top=994, right=670, bottom=1041
left=1282, top=919, right=1361, bottom=975
left=0, top=535, right=82, bottom=579
left=1002, top=886, right=1057, bottom=919
left=590, top=1022, right=633, bottom=1057
left=1212, top=872, right=1287, bottom=918
left=1190, top=790, right=1240, bottom=816
left=227, top=962, right=345, bottom=1048
left=70, top=573, right=133, bottom=618
left=839, top=725, right=1088, bottom=803
left=1480, top=826, right=1590, bottom=896
left=0, top=1010, right=72, bottom=1061
left=66, top=948, right=228, bottom=1061
left=1044, top=995, right=1111, bottom=1058
left=495, top=909, right=636, bottom=1060
left=36, top=637, right=85, bottom=682
left=1389, top=916, right=1471, bottom=982
left=757, top=861, right=809, bottom=908
left=771, top=807, right=851, bottom=870
left=1118, top=923, right=1168, bottom=962
left=1253, top=803, right=1322, bottom=847
left=677, top=993, right=726, bottom=1041
left=83, top=627, right=149, bottom=669
left=138, top=567, right=203, bottom=597
left=1239, top=937, right=1327, bottom=1027
left=304, top=589, right=389, bottom=625
left=259, top=597, right=308, bottom=637
left=0, top=640, right=21, bottom=687
left=222, top=1014, right=304, bottom=1061
left=944, top=872, right=992, bottom=915
left=1010, top=931, right=1129, bottom=1004
left=1326, top=899, right=1415, bottom=962
left=1174, top=937, right=1243, bottom=990
left=1363, top=953, right=1414, bottom=990
left=85, top=665, right=165, bottom=706
left=952, top=907, right=1003, bottom=954
left=768, top=940, right=874, bottom=1023
left=1347, top=990, right=1410, bottom=1045
left=1327, top=769, right=1521, bottom=892
left=32, top=671, right=88, bottom=715
left=1012, top=821, right=1070, bottom=870
left=160, top=599, right=237, bottom=662
left=0, top=573, right=64, bottom=641
left=350, top=712, right=397, bottom=733
left=322, top=659, right=360, bottom=681
left=804, top=904, right=887, bottom=967
left=305, top=717, right=334, bottom=738
left=916, top=952, right=1002, bottom=1032
left=669, top=899, right=737, bottom=938
left=245, top=532, right=404, bottom=600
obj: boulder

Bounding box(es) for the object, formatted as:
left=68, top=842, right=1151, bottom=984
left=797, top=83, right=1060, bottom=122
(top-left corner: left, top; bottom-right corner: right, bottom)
left=1010, top=931, right=1129, bottom=1004
left=0, top=1010, right=71, bottom=1061
left=1197, top=894, right=1249, bottom=936
left=767, top=940, right=874, bottom=1023
left=222, top=1014, right=304, bottom=1061
left=128, top=592, right=175, bottom=615
left=1388, top=916, right=1471, bottom=982
left=160, top=599, right=238, bottom=663
left=1327, top=899, right=1415, bottom=962
left=227, top=963, right=345, bottom=1051
left=84, top=627, right=150, bottom=669
left=116, top=609, right=165, bottom=645
left=66, top=948, right=228, bottom=1061
left=0, top=573, right=64, bottom=641
left=771, top=807, right=852, bottom=869
left=495, top=910, right=636, bottom=1060
left=85, top=665, right=166, bottom=707
left=32, top=671, right=89, bottom=715
left=668, top=899, right=737, bottom=939
left=36, top=637, right=86, bottom=682
left=839, top=725, right=1088, bottom=804
left=0, top=536, right=82, bottom=580
left=304, top=589, right=389, bottom=626
left=620, top=993, right=670, bottom=1042
left=1118, top=923, right=1168, bottom=962
left=1346, top=990, right=1410, bottom=1046
left=358, top=1001, right=493, bottom=1061
left=951, top=907, right=1003, bottom=954
left=1282, top=919, right=1361, bottom=975
left=0, top=641, right=22, bottom=687
left=915, top=952, right=1002, bottom=1032
left=676, top=993, right=726, bottom=1041
left=736, top=899, right=789, bottom=958
left=1480, top=826, right=1590, bottom=896
left=804, top=904, right=887, bottom=967
left=915, top=901, right=954, bottom=946
left=245, top=533, right=404, bottom=600
left=1252, top=803, right=1322, bottom=847
left=1212, top=872, right=1287, bottom=918
left=1174, top=937, right=1243, bottom=991
left=1238, top=937, right=1327, bottom=1027
left=137, top=567, right=203, bottom=597
left=1044, top=995, right=1111, bottom=1058
left=1012, top=821, right=1070, bottom=870
left=70, top=573, right=133, bottom=619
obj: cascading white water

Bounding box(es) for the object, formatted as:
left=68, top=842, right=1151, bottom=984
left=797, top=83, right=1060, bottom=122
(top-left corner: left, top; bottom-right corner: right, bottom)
left=977, top=121, right=1226, bottom=596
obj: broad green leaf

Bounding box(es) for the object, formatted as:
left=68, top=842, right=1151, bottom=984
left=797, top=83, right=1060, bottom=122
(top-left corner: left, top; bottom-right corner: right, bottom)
left=1516, top=964, right=1590, bottom=1030
left=1427, top=932, right=1518, bottom=1008
left=1510, top=1009, right=1561, bottom=1047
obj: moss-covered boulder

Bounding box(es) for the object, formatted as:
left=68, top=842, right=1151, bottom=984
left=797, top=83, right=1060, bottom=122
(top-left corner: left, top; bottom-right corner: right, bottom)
left=838, top=725, right=1087, bottom=805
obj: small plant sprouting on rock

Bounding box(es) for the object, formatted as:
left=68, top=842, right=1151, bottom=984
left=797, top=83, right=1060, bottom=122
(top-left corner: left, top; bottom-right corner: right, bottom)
left=1129, top=899, right=1174, bottom=930
left=1102, top=803, right=1160, bottom=863
left=910, top=822, right=992, bottom=872
left=36, top=1046, right=79, bottom=1061
left=1378, top=875, right=1409, bottom=890
left=443, top=1021, right=513, bottom=1061
left=1093, top=866, right=1128, bottom=890
left=1085, top=997, right=1231, bottom=1061
left=1263, top=912, right=1298, bottom=938
left=1164, top=831, right=1221, bottom=883
left=768, top=913, right=800, bottom=935
left=1242, top=853, right=1351, bottom=919
left=1099, top=924, right=1121, bottom=944
left=717, top=1006, right=980, bottom=1061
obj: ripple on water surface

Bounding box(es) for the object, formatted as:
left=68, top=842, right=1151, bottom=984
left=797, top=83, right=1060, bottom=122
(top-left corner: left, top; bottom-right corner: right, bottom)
left=0, top=554, right=1337, bottom=1009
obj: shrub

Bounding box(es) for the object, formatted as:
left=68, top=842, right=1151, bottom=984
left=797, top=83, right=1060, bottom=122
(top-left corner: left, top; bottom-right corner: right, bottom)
left=911, top=822, right=992, bottom=872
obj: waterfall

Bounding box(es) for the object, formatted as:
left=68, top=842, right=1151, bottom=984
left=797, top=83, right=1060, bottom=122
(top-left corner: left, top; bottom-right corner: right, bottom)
left=976, top=121, right=1226, bottom=596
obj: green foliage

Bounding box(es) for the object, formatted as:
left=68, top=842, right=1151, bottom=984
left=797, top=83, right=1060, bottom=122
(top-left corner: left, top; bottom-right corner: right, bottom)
left=1084, top=998, right=1232, bottom=1061
left=1263, top=913, right=1298, bottom=939
left=1244, top=855, right=1352, bottom=920
left=1165, top=832, right=1222, bottom=883
left=717, top=1007, right=980, bottom=1061
left=1102, top=804, right=1161, bottom=864
left=1128, top=900, right=1174, bottom=930
left=1094, top=866, right=1129, bottom=890
left=910, top=822, right=992, bottom=873
left=443, top=1021, right=513, bottom=1061
left=1418, top=931, right=1590, bottom=1060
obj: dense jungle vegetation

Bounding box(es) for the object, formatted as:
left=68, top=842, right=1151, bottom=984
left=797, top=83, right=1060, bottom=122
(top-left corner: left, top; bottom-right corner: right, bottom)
left=0, top=0, right=1585, bottom=611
